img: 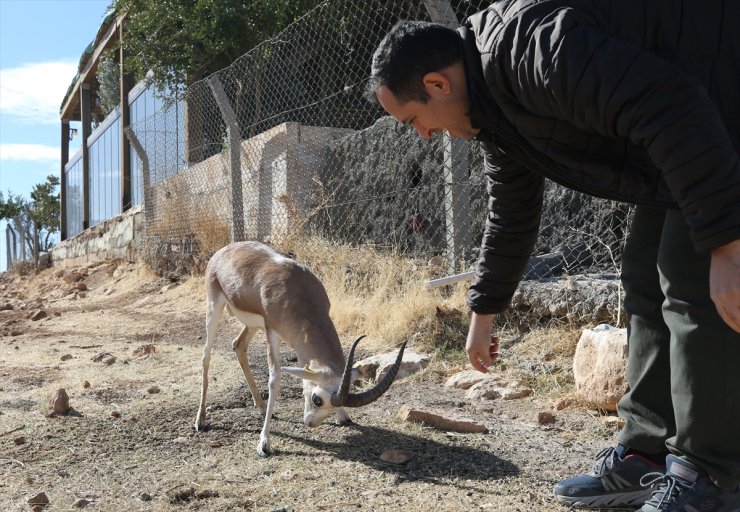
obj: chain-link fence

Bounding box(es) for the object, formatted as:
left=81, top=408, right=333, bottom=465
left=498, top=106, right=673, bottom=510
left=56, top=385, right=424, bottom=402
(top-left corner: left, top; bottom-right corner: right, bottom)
left=126, top=0, right=633, bottom=325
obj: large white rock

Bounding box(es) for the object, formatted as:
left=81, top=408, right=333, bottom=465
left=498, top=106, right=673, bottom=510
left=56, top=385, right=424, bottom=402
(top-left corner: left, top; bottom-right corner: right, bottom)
left=353, top=350, right=430, bottom=383
left=573, top=324, right=628, bottom=411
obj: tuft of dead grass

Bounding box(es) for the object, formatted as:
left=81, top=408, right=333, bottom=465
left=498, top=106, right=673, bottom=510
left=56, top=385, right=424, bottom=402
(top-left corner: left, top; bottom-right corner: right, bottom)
left=271, top=236, right=471, bottom=355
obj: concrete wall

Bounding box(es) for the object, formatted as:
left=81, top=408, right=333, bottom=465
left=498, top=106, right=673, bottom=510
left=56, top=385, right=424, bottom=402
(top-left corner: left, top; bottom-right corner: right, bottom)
left=146, top=122, right=353, bottom=244
left=52, top=204, right=144, bottom=268
left=240, top=122, right=354, bottom=242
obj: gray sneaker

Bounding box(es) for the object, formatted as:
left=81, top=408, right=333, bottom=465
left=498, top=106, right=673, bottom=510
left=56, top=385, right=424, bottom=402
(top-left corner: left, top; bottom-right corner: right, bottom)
left=554, top=445, right=666, bottom=508
left=637, top=455, right=740, bottom=512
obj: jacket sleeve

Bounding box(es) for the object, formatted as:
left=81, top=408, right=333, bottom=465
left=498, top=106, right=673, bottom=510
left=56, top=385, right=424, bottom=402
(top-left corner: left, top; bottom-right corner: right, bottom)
left=468, top=145, right=544, bottom=314
left=499, top=10, right=740, bottom=252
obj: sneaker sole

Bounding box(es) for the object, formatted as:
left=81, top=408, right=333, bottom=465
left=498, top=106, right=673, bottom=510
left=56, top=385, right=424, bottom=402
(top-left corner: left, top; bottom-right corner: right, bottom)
left=555, top=488, right=654, bottom=509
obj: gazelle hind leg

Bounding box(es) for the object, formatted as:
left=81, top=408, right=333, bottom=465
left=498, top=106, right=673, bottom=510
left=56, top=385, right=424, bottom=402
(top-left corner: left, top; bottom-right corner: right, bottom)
left=195, top=296, right=226, bottom=431
left=257, top=328, right=282, bottom=456
left=232, top=326, right=266, bottom=412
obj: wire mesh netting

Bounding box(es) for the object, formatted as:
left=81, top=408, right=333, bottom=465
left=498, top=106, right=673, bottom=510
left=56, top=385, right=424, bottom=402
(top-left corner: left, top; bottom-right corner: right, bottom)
left=127, top=0, right=633, bottom=325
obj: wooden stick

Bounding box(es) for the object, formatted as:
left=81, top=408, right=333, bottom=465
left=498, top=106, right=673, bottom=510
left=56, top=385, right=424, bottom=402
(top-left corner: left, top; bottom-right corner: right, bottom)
left=0, top=425, right=24, bottom=437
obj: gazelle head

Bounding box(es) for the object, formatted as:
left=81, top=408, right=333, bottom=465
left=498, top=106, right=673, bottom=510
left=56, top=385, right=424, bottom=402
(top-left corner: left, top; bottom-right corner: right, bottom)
left=282, top=335, right=407, bottom=427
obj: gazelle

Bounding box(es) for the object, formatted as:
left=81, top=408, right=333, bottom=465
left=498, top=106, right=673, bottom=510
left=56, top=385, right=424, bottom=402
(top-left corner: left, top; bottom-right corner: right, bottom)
left=194, top=241, right=407, bottom=456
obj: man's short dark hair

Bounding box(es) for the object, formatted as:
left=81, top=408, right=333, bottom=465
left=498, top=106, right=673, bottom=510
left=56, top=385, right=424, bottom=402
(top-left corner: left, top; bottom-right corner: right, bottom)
left=365, top=20, right=462, bottom=104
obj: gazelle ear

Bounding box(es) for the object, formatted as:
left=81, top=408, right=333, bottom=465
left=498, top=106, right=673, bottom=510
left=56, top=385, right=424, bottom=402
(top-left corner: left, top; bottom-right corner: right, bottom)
left=281, top=366, right=318, bottom=381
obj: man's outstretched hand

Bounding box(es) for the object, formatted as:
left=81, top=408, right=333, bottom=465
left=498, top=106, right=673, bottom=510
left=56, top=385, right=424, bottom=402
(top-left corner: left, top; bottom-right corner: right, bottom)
left=466, top=313, right=500, bottom=373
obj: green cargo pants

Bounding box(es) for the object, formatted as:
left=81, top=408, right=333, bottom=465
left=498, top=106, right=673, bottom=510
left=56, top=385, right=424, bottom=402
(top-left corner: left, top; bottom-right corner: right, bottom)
left=616, top=206, right=740, bottom=489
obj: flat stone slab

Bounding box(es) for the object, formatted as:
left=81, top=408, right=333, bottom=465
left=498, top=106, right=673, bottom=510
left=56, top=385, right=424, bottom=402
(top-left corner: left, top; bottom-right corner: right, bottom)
left=397, top=406, right=488, bottom=433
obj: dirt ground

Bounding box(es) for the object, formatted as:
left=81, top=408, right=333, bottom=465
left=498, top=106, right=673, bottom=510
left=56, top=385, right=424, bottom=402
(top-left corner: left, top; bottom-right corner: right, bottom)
left=1, top=260, right=630, bottom=512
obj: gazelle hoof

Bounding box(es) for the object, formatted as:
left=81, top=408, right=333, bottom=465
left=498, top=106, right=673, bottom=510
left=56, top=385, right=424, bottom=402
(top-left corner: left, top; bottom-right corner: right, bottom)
left=256, top=443, right=271, bottom=457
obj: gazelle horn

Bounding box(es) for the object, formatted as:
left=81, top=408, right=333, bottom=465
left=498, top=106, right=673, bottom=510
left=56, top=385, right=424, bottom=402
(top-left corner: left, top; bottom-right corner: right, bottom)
left=331, top=335, right=407, bottom=408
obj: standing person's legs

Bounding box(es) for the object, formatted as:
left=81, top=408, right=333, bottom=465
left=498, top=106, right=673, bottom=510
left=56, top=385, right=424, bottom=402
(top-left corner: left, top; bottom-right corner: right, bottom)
left=554, top=206, right=670, bottom=508
left=617, top=206, right=675, bottom=453
left=657, top=209, right=740, bottom=489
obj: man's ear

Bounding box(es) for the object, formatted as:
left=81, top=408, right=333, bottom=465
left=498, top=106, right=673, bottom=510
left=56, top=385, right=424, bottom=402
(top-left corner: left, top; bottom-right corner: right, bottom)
left=422, top=71, right=452, bottom=97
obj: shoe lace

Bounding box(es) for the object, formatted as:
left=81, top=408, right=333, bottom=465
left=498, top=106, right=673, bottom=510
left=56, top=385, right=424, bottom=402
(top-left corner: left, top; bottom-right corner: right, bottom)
left=590, top=447, right=620, bottom=476
left=639, top=472, right=691, bottom=510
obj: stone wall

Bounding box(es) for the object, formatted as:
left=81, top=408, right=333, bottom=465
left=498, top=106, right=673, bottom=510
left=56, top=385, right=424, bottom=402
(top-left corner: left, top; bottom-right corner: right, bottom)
left=51, top=205, right=144, bottom=268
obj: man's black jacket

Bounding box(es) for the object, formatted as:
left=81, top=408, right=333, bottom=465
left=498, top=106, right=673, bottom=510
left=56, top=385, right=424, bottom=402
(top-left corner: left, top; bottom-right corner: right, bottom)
left=461, top=0, right=740, bottom=315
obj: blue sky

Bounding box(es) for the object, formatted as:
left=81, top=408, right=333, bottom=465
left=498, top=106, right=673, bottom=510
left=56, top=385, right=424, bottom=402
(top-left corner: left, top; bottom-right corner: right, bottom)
left=0, top=0, right=112, bottom=270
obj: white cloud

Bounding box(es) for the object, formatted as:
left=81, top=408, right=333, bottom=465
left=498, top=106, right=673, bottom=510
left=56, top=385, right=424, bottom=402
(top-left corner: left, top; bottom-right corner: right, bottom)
left=0, top=143, right=59, bottom=162
left=0, top=60, right=78, bottom=125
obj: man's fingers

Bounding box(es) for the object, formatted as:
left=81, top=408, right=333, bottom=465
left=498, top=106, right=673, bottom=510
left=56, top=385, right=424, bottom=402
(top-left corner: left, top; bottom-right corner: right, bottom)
left=468, top=350, right=491, bottom=373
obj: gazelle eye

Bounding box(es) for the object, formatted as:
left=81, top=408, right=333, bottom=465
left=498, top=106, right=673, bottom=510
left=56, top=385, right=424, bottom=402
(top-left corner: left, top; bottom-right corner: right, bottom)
left=311, top=393, right=323, bottom=407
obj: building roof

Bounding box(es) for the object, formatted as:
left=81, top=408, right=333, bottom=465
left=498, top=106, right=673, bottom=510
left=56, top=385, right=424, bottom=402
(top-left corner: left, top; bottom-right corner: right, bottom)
left=59, top=7, right=122, bottom=121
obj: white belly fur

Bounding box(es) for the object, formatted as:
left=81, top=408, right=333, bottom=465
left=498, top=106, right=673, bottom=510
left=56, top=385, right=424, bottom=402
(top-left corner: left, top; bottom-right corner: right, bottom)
left=228, top=306, right=266, bottom=330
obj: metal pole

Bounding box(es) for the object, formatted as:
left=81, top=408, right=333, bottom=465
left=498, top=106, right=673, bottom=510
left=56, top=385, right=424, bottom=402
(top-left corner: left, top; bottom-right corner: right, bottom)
left=423, top=0, right=471, bottom=274
left=60, top=120, right=70, bottom=241
left=426, top=271, right=475, bottom=288
left=81, top=83, right=92, bottom=230
left=207, top=75, right=245, bottom=243
left=119, top=21, right=134, bottom=213
left=123, top=126, right=152, bottom=226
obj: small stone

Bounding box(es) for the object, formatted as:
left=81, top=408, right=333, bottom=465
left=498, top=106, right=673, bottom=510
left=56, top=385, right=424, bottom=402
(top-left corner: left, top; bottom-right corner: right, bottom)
left=111, top=410, right=121, bottom=418
left=25, top=477, right=34, bottom=484
left=75, top=282, right=88, bottom=291
left=29, top=310, right=48, bottom=321
left=72, top=498, right=90, bottom=508
left=47, top=388, right=70, bottom=417
left=380, top=448, right=414, bottom=464
left=133, top=344, right=156, bottom=359
left=602, top=415, right=626, bottom=429
left=537, top=411, right=556, bottom=425
left=61, top=354, right=73, bottom=361
left=27, top=492, right=49, bottom=505
left=173, top=436, right=188, bottom=444
left=13, top=436, right=25, bottom=445
left=91, top=352, right=116, bottom=365
left=140, top=492, right=151, bottom=502
left=554, top=398, right=574, bottom=411
left=82, top=381, right=91, bottom=389
left=146, top=386, right=160, bottom=394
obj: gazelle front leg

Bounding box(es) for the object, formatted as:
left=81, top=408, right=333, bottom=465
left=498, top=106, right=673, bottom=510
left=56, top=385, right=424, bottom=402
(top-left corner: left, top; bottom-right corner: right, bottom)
left=257, top=328, right=281, bottom=457
left=195, top=299, right=225, bottom=431
left=232, top=326, right=266, bottom=413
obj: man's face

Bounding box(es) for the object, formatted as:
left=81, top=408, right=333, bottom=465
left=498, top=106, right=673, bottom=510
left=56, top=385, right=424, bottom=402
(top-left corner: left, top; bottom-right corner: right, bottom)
left=376, top=72, right=479, bottom=140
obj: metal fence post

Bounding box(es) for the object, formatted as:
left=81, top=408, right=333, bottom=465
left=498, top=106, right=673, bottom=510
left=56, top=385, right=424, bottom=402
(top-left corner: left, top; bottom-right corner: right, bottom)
left=207, top=75, right=245, bottom=243
left=124, top=126, right=153, bottom=226
left=423, top=0, right=472, bottom=274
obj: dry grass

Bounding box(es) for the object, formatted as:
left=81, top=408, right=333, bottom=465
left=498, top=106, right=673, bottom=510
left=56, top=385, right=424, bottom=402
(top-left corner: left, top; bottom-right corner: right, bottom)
left=272, top=237, right=471, bottom=355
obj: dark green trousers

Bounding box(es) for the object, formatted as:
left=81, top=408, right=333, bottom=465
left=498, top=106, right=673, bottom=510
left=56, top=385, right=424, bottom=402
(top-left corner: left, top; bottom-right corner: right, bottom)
left=616, top=206, right=740, bottom=489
